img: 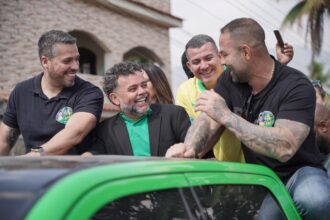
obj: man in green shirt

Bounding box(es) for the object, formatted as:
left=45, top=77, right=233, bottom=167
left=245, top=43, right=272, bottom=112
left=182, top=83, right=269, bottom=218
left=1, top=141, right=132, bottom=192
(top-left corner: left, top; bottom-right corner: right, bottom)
left=84, top=62, right=190, bottom=156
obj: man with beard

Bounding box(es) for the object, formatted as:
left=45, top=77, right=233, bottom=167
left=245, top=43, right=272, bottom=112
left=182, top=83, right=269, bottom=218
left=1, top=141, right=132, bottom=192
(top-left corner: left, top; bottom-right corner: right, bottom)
left=166, top=18, right=330, bottom=219
left=83, top=62, right=190, bottom=156
left=0, top=30, right=104, bottom=156
left=314, top=103, right=330, bottom=176
left=176, top=34, right=293, bottom=160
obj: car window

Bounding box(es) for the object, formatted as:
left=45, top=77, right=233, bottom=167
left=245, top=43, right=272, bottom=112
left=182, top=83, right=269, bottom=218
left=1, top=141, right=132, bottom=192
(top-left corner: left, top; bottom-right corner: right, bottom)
left=91, top=188, right=196, bottom=220
left=191, top=184, right=286, bottom=220
left=90, top=184, right=286, bottom=220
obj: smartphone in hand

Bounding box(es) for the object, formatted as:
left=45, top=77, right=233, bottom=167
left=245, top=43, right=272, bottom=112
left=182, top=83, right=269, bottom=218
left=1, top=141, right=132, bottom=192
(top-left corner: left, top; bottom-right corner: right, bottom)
left=274, top=30, right=285, bottom=51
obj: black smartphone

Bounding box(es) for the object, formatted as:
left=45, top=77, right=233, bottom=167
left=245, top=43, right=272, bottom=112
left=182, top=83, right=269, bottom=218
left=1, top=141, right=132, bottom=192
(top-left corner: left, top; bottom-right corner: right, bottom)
left=274, top=30, right=285, bottom=49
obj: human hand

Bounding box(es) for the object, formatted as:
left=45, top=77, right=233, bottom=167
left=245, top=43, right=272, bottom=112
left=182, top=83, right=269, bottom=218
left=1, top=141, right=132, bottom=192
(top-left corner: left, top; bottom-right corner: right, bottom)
left=81, top=151, right=94, bottom=157
left=276, top=43, right=294, bottom=65
left=195, top=90, right=229, bottom=124
left=165, top=143, right=196, bottom=158
left=20, top=151, right=41, bottom=157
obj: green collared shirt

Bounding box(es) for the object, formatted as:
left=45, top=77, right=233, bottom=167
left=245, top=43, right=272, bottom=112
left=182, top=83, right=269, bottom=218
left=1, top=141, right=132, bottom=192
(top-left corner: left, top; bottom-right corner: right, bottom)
left=120, top=109, right=152, bottom=156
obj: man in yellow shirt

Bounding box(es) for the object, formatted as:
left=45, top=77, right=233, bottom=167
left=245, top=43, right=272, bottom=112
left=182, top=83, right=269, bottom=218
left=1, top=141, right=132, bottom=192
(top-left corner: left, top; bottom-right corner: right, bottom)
left=176, top=34, right=293, bottom=161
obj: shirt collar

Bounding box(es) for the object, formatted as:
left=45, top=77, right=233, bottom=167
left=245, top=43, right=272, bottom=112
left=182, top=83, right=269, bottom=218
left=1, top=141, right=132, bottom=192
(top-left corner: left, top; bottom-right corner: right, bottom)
left=32, top=73, right=44, bottom=95
left=197, top=79, right=207, bottom=92
left=32, top=73, right=81, bottom=100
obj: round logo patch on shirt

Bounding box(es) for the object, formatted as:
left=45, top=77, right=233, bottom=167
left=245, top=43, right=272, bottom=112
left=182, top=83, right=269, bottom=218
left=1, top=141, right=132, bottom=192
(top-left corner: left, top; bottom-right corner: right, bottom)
left=56, top=106, right=73, bottom=125
left=257, top=111, right=275, bottom=127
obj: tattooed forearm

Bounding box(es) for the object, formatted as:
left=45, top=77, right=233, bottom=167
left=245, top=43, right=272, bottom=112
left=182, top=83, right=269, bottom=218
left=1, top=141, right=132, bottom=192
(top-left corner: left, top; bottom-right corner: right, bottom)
left=184, top=113, right=222, bottom=154
left=7, top=128, right=20, bottom=148
left=0, top=124, right=21, bottom=155
left=223, top=113, right=309, bottom=162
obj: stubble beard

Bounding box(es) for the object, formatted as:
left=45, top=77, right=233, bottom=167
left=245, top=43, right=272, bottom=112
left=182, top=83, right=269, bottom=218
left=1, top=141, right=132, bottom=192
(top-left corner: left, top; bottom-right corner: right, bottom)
left=121, top=103, right=148, bottom=118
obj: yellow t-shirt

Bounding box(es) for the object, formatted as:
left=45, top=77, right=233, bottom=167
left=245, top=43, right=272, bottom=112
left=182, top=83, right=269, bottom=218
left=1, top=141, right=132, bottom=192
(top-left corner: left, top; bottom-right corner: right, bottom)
left=176, top=77, right=245, bottom=162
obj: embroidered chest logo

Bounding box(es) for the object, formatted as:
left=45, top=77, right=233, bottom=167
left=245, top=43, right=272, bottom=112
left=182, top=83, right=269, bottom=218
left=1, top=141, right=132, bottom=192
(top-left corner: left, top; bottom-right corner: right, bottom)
left=56, top=107, right=73, bottom=124
left=257, top=111, right=275, bottom=127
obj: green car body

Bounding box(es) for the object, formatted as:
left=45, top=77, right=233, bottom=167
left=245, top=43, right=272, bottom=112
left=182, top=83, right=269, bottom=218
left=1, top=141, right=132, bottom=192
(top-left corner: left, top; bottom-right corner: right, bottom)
left=13, top=156, right=301, bottom=220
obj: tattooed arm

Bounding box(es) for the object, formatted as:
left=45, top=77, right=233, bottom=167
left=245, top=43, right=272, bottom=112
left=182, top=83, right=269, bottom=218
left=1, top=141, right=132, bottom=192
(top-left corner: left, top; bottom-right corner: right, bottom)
left=222, top=114, right=308, bottom=162
left=165, top=112, right=224, bottom=158
left=0, top=122, right=20, bottom=155
left=195, top=90, right=309, bottom=162
left=184, top=112, right=224, bottom=156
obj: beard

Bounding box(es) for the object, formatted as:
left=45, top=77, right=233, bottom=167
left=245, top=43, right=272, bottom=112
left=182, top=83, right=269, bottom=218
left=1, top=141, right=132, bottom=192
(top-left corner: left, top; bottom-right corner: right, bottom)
left=47, top=68, right=76, bottom=89
left=120, top=102, right=149, bottom=118
left=229, top=68, right=241, bottom=83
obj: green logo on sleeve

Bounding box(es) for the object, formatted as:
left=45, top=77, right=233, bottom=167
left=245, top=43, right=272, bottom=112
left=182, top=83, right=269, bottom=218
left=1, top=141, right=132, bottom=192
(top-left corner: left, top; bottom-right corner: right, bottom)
left=56, top=106, right=73, bottom=124
left=257, top=111, right=275, bottom=127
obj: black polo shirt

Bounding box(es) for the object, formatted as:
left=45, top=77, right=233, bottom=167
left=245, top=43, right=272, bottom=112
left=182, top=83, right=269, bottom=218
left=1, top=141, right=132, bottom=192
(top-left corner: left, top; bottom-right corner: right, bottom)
left=3, top=73, right=104, bottom=154
left=215, top=58, right=323, bottom=181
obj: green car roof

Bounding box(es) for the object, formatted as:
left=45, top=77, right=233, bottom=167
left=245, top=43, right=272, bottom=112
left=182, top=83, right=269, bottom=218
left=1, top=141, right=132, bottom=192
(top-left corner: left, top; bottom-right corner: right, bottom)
left=23, top=157, right=300, bottom=220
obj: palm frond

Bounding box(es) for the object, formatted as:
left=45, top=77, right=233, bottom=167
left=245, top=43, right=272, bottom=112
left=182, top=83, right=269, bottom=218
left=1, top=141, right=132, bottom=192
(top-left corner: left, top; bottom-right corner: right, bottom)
left=281, top=1, right=306, bottom=27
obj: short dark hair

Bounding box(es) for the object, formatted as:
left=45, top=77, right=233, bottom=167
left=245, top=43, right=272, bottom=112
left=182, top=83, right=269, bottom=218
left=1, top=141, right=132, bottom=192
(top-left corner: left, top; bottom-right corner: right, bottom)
left=221, top=18, right=265, bottom=48
left=38, top=30, right=76, bottom=59
left=181, top=52, right=194, bottom=79
left=185, top=34, right=218, bottom=59
left=103, top=61, right=143, bottom=95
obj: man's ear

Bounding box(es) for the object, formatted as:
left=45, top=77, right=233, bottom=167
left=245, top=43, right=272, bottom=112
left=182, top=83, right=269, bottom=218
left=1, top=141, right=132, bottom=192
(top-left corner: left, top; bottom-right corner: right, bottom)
left=40, top=56, right=49, bottom=69
left=240, top=44, right=251, bottom=60
left=318, top=120, right=328, bottom=133
left=109, top=93, right=120, bottom=106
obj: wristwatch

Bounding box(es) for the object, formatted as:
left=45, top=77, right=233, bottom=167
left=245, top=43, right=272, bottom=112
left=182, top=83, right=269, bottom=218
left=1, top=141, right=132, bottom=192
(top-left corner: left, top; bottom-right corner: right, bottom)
left=30, top=146, right=45, bottom=156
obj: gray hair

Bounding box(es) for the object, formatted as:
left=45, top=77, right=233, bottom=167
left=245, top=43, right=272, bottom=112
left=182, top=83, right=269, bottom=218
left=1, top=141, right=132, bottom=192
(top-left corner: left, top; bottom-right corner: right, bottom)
left=103, top=61, right=143, bottom=95
left=38, top=30, right=76, bottom=59
left=185, top=34, right=218, bottom=57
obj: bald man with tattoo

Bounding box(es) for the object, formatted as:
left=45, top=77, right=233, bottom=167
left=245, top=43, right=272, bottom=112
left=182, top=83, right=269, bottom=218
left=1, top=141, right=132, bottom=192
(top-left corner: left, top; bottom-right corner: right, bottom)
left=166, top=18, right=330, bottom=219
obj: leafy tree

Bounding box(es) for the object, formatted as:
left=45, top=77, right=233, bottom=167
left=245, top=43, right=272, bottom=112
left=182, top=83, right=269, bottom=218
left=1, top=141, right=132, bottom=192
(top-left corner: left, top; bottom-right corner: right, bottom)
left=311, top=61, right=330, bottom=85
left=310, top=61, right=330, bottom=104
left=280, top=0, right=330, bottom=76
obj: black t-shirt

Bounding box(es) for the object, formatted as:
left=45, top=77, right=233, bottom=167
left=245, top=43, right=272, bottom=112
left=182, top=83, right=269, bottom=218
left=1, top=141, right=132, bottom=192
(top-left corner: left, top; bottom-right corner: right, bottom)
left=215, top=58, right=323, bottom=180
left=3, top=73, right=104, bottom=154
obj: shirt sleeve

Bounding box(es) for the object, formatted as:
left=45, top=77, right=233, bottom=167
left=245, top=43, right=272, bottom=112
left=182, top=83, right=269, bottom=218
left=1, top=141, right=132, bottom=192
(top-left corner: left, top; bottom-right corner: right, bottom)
left=2, top=88, right=19, bottom=128
left=277, top=78, right=315, bottom=127
left=176, top=85, right=188, bottom=108
left=175, top=79, right=200, bottom=121
left=73, top=85, right=104, bottom=122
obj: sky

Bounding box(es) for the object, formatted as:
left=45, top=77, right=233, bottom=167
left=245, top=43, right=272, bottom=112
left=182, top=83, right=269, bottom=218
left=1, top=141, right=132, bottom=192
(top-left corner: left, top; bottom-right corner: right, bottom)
left=169, top=0, right=330, bottom=95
